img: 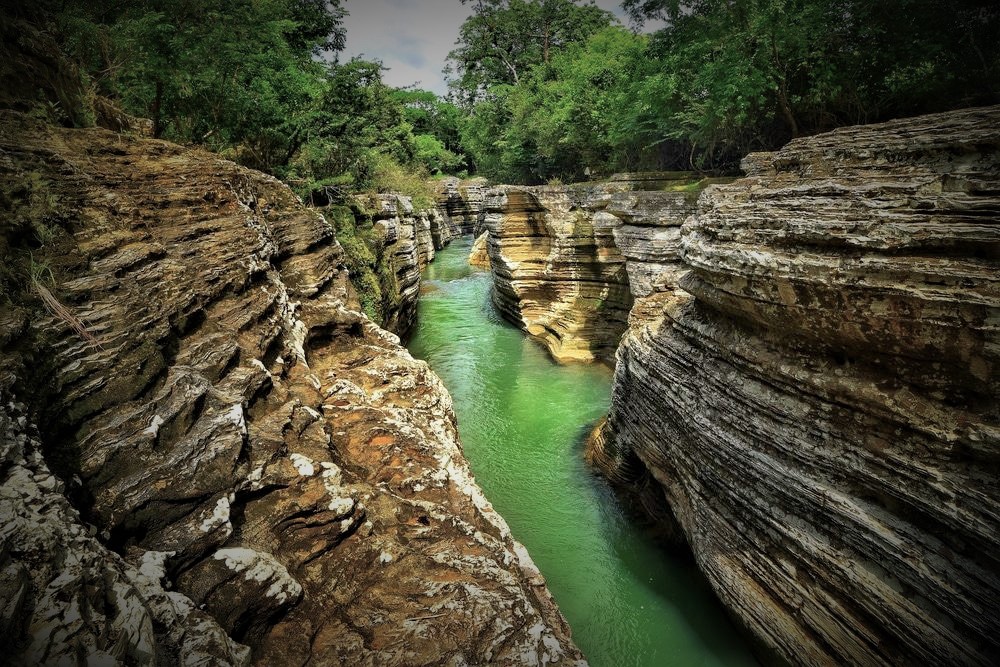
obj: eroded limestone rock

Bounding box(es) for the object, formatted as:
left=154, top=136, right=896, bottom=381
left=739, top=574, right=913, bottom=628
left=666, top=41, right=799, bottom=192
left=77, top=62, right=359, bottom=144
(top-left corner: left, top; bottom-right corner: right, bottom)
left=483, top=173, right=710, bottom=363
left=437, top=176, right=488, bottom=239
left=469, top=230, right=491, bottom=268
left=0, top=111, right=584, bottom=666
left=591, top=106, right=1000, bottom=666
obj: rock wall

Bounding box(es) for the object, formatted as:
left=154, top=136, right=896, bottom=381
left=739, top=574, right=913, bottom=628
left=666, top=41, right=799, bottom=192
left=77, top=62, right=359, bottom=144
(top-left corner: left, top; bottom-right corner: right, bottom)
left=437, top=176, right=488, bottom=239
left=0, top=111, right=584, bottom=666
left=336, top=192, right=471, bottom=339
left=367, top=194, right=427, bottom=336
left=483, top=174, right=710, bottom=363
left=591, top=106, right=1000, bottom=666
left=469, top=230, right=491, bottom=269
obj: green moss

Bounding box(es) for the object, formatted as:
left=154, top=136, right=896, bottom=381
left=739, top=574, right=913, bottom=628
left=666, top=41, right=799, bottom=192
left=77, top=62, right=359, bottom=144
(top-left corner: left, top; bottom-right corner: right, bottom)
left=0, top=170, right=67, bottom=304
left=326, top=203, right=412, bottom=327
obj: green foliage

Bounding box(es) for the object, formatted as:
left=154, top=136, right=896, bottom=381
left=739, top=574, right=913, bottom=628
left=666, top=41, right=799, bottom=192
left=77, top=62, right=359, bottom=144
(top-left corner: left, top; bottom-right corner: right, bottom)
left=324, top=203, right=404, bottom=326
left=458, top=0, right=1000, bottom=182
left=625, top=0, right=1000, bottom=164
left=446, top=0, right=614, bottom=103
left=282, top=63, right=468, bottom=201
left=57, top=0, right=345, bottom=173
left=2, top=171, right=63, bottom=248
left=325, top=205, right=383, bottom=322
left=362, top=154, right=437, bottom=211
left=393, top=88, right=467, bottom=163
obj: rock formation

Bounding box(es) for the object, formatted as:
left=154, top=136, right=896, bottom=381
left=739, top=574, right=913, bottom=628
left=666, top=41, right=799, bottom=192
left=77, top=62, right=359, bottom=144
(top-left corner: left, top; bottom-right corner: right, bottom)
left=366, top=194, right=429, bottom=336
left=469, top=231, right=491, bottom=268
left=437, top=176, right=488, bottom=238
left=482, top=174, right=711, bottom=363
left=590, top=106, right=1000, bottom=666
left=0, top=111, right=584, bottom=666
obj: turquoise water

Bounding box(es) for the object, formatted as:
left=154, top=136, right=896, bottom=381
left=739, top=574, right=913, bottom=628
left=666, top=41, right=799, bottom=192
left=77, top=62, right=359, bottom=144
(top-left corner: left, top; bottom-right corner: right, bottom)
left=407, top=237, right=758, bottom=667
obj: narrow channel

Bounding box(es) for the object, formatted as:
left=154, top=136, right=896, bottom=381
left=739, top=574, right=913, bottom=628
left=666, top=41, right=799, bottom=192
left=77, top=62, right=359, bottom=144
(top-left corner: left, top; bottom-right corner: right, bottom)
left=407, top=236, right=758, bottom=666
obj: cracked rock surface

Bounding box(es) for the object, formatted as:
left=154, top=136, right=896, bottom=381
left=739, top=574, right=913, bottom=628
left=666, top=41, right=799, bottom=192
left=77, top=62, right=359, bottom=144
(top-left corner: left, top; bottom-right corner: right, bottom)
left=0, top=111, right=583, bottom=666
left=590, top=106, right=1000, bottom=666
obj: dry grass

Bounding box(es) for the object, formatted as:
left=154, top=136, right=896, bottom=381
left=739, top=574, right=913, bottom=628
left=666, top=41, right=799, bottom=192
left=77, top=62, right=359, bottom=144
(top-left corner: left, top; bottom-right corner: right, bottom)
left=33, top=280, right=103, bottom=350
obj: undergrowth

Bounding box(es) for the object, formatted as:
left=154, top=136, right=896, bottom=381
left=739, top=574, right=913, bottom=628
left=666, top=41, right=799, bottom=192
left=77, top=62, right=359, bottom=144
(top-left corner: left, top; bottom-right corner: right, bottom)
left=325, top=204, right=400, bottom=327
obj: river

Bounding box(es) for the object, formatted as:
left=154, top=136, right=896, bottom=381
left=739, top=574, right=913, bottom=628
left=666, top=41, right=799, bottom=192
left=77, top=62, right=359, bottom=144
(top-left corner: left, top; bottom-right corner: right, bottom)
left=407, top=236, right=758, bottom=667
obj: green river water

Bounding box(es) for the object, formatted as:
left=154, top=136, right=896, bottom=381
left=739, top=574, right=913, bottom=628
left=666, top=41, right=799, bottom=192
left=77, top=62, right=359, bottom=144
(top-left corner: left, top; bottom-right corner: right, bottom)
left=407, top=236, right=758, bottom=667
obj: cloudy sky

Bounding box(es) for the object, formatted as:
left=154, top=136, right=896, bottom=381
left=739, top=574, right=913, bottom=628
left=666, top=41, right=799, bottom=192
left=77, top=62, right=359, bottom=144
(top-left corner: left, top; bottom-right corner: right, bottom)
left=341, top=0, right=640, bottom=95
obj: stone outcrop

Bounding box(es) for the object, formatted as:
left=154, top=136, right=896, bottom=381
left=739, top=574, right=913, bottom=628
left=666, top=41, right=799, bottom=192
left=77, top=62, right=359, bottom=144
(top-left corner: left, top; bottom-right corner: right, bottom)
left=483, top=174, right=713, bottom=363
left=437, top=176, right=488, bottom=239
left=590, top=106, right=1000, bottom=666
left=483, top=184, right=630, bottom=363
left=367, top=194, right=427, bottom=336
left=0, top=111, right=584, bottom=666
left=469, top=231, right=491, bottom=268
left=334, top=193, right=471, bottom=338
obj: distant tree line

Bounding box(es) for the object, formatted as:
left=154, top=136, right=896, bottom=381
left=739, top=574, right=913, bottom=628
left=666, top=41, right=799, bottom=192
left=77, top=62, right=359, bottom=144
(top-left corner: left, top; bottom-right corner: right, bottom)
left=447, top=0, right=1000, bottom=183
left=1, top=0, right=469, bottom=202
left=6, top=0, right=998, bottom=189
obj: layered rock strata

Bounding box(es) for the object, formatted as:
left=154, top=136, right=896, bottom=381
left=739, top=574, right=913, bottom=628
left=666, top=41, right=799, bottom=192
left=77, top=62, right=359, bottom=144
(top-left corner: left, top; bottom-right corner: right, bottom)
left=340, top=193, right=466, bottom=338
left=437, top=176, right=488, bottom=239
left=0, top=111, right=584, bottom=666
left=483, top=174, right=709, bottom=363
left=469, top=230, right=491, bottom=268
left=367, top=194, right=427, bottom=335
left=591, top=106, right=1000, bottom=666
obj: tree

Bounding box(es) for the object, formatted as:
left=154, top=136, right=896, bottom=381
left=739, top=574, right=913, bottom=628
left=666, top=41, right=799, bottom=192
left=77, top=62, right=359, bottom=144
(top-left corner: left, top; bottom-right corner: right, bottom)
left=61, top=0, right=346, bottom=172
left=445, top=0, right=613, bottom=104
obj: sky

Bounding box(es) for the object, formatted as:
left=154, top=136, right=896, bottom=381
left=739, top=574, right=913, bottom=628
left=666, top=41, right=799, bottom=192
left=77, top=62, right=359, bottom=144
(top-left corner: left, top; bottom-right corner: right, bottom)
left=340, top=0, right=643, bottom=95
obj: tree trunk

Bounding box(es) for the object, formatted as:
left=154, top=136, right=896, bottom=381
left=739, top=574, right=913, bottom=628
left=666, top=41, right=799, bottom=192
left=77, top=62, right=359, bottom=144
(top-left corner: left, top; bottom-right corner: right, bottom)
left=777, top=81, right=800, bottom=138
left=152, top=79, right=163, bottom=139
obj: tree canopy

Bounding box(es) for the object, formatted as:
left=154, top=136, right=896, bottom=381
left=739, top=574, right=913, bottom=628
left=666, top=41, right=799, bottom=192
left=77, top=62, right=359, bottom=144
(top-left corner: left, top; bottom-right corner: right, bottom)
left=445, top=0, right=614, bottom=103
left=453, top=0, right=1000, bottom=183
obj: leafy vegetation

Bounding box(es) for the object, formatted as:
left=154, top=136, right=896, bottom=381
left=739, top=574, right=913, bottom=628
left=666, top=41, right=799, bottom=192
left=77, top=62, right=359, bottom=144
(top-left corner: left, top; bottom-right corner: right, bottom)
left=10, top=0, right=469, bottom=202
left=324, top=204, right=402, bottom=325
left=8, top=0, right=999, bottom=191
left=451, top=0, right=1000, bottom=183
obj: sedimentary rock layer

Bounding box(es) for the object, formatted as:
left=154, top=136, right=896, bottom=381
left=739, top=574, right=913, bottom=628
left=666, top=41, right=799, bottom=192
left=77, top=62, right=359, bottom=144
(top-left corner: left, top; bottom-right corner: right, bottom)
left=483, top=184, right=632, bottom=363
left=437, top=176, right=488, bottom=239
left=469, top=230, right=491, bottom=268
left=483, top=174, right=711, bottom=363
left=368, top=194, right=427, bottom=335
left=0, top=111, right=583, bottom=666
left=592, top=106, right=1000, bottom=666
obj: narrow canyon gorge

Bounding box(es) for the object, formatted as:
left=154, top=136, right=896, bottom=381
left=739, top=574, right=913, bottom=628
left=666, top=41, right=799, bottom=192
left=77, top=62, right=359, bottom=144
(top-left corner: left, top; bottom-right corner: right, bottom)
left=480, top=106, right=1000, bottom=666
left=0, top=112, right=582, bottom=665
left=2, top=76, right=998, bottom=667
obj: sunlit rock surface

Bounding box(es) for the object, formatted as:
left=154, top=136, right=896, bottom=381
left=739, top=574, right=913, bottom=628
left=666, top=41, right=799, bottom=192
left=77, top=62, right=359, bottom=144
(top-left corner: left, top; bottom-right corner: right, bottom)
left=483, top=183, right=630, bottom=363
left=591, top=106, right=1000, bottom=666
left=483, top=173, right=709, bottom=363
left=0, top=111, right=584, bottom=666
left=469, top=230, right=491, bottom=268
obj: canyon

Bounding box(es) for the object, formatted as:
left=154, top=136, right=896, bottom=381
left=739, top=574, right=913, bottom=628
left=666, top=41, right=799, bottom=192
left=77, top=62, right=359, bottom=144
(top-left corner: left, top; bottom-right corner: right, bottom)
left=0, top=111, right=582, bottom=665
left=483, top=106, right=1000, bottom=666
left=1, top=59, right=997, bottom=666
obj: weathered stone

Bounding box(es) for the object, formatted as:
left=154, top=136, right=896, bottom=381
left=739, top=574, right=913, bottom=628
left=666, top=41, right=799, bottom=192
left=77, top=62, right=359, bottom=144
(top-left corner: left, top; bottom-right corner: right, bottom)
left=482, top=174, right=708, bottom=363
left=483, top=184, right=631, bottom=363
left=591, top=106, right=1000, bottom=666
left=437, top=176, right=488, bottom=239
left=469, top=230, right=491, bottom=268
left=0, top=110, right=584, bottom=666
left=0, top=397, right=251, bottom=666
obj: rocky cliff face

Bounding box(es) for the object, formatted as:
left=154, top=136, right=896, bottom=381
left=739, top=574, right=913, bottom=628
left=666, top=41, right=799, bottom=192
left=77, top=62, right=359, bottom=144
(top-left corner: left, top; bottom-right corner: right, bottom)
left=590, top=106, right=1000, bottom=666
left=483, top=174, right=711, bottom=363
left=366, top=194, right=434, bottom=336
left=437, top=176, right=488, bottom=239
left=0, top=111, right=584, bottom=666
